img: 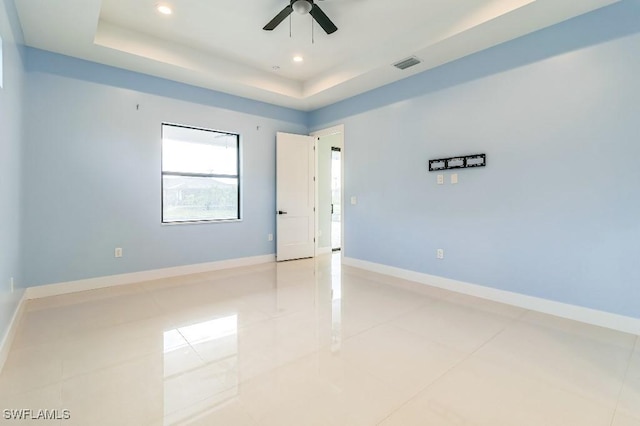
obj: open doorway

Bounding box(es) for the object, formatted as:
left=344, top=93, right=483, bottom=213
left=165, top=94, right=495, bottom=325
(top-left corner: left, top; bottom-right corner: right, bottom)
left=331, top=147, right=341, bottom=252
left=313, top=125, right=344, bottom=257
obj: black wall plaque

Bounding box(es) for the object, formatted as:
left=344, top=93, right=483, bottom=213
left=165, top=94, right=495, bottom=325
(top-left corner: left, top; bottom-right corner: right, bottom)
left=429, top=154, right=486, bottom=172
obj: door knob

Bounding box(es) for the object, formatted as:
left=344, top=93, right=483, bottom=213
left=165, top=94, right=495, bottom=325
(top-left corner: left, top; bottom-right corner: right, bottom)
left=278, top=210, right=288, bottom=215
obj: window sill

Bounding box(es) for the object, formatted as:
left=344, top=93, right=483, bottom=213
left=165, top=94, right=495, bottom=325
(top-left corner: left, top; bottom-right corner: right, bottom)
left=161, top=218, right=243, bottom=226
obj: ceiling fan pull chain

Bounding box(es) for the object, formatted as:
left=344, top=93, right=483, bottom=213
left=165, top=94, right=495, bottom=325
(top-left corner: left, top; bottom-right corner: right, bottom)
left=289, top=14, right=292, bottom=38
left=312, top=15, right=315, bottom=44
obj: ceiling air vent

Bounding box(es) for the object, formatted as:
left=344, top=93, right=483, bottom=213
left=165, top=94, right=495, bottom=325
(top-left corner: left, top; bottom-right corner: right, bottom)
left=393, top=56, right=421, bottom=70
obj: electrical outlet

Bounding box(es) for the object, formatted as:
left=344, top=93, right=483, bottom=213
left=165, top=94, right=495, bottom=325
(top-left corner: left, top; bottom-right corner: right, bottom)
left=437, top=175, right=444, bottom=185
left=350, top=196, right=357, bottom=205
left=451, top=174, right=458, bottom=184
left=115, top=247, right=123, bottom=258
left=436, top=249, right=444, bottom=259
left=268, top=234, right=273, bottom=241
left=10, top=277, right=14, bottom=293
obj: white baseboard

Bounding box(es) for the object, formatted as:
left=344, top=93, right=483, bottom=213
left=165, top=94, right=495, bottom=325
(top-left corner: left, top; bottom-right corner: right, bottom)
left=26, top=254, right=276, bottom=300
left=343, top=257, right=640, bottom=335
left=0, top=291, right=27, bottom=374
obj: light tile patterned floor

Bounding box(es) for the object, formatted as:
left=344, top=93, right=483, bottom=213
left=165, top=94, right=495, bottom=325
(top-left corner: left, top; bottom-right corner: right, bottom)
left=0, top=254, right=638, bottom=425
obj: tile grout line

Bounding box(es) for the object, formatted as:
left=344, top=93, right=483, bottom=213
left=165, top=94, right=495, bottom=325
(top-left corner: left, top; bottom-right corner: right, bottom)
left=338, top=294, right=448, bottom=345
left=608, top=334, right=639, bottom=426
left=375, top=309, right=530, bottom=425
left=384, top=299, right=530, bottom=357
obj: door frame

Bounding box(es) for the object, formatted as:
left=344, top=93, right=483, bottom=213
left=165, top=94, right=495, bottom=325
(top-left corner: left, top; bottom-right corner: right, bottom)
left=310, top=124, right=345, bottom=260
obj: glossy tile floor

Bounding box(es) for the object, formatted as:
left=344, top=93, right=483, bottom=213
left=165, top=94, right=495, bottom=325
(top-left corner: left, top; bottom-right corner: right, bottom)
left=1, top=254, right=639, bottom=425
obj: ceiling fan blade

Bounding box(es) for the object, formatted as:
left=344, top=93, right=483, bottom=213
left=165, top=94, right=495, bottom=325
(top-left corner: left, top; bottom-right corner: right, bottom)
left=263, top=5, right=293, bottom=31
left=309, top=3, right=338, bottom=34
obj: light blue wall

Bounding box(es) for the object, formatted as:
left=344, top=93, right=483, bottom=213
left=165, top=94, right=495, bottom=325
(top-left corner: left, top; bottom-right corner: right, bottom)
left=0, top=0, right=25, bottom=342
left=309, top=0, right=640, bottom=318
left=21, top=49, right=307, bottom=287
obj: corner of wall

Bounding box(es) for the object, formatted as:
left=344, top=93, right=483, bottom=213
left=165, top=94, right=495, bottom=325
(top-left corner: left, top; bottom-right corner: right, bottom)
left=0, top=289, right=26, bottom=374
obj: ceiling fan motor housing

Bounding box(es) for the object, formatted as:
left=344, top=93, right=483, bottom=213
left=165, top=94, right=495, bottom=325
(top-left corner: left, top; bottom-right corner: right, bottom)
left=292, top=0, right=312, bottom=15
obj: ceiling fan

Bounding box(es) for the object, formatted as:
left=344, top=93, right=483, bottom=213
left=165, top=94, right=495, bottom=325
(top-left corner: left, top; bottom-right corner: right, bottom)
left=263, top=0, right=338, bottom=35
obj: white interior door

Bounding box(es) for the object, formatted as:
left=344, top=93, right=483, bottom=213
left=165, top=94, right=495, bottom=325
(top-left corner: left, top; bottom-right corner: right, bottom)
left=276, top=132, right=315, bottom=261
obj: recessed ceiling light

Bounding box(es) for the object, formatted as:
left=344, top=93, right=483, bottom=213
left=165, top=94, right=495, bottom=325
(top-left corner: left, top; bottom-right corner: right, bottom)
left=156, top=4, right=173, bottom=15
left=293, top=56, right=304, bottom=63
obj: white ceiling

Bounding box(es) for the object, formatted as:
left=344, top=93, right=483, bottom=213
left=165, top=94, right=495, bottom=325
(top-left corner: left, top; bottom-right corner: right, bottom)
left=15, top=0, right=619, bottom=111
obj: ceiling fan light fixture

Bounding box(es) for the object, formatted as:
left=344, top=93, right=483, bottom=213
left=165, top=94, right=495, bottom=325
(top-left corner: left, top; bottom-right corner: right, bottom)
left=292, top=0, right=312, bottom=15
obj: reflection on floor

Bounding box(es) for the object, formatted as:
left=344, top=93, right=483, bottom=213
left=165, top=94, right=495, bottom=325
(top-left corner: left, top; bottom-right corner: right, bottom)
left=1, top=253, right=639, bottom=425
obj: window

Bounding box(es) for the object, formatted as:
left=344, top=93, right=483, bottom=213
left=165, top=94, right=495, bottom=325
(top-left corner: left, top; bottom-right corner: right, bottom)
left=161, top=123, right=240, bottom=223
